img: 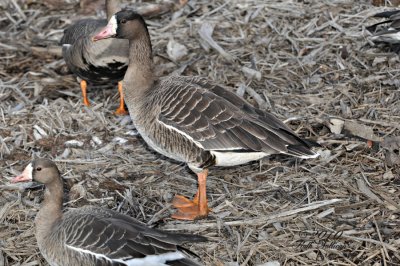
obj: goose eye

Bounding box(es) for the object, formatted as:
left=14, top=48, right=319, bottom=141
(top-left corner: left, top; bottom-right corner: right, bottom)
left=36, top=167, right=42, bottom=171
left=121, top=19, right=126, bottom=24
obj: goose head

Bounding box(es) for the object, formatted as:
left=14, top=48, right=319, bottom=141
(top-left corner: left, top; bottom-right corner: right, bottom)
left=12, top=159, right=60, bottom=185
left=93, top=10, right=147, bottom=41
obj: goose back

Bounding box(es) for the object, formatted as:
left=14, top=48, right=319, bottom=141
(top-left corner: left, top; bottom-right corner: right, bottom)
left=39, top=206, right=204, bottom=266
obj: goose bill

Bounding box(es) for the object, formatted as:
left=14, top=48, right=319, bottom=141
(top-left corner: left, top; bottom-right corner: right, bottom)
left=12, top=163, right=33, bottom=183
left=92, top=16, right=117, bottom=41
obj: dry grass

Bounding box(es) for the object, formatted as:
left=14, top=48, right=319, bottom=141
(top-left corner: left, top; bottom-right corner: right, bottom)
left=1, top=0, right=400, bottom=265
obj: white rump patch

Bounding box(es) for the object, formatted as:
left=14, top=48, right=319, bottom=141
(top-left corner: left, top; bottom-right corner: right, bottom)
left=124, top=251, right=185, bottom=266
left=295, top=152, right=320, bottom=159
left=212, top=149, right=318, bottom=166
left=212, top=151, right=267, bottom=166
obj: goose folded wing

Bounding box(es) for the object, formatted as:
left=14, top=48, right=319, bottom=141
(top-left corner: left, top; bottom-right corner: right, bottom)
left=367, top=11, right=400, bottom=39
left=63, top=213, right=196, bottom=264
left=158, top=79, right=310, bottom=154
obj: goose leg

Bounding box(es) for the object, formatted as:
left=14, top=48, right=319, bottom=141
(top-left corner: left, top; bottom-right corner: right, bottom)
left=80, top=80, right=90, bottom=106
left=171, top=169, right=210, bottom=220
left=115, top=82, right=128, bottom=115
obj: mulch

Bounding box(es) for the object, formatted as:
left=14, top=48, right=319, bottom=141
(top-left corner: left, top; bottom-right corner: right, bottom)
left=1, top=0, right=400, bottom=265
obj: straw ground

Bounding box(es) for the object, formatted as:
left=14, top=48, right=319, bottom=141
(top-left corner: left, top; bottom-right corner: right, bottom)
left=1, top=0, right=400, bottom=265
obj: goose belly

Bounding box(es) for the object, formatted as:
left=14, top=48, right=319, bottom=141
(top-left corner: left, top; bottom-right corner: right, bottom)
left=211, top=151, right=267, bottom=167
left=140, top=133, right=188, bottom=163
left=134, top=122, right=206, bottom=166
left=74, top=62, right=127, bottom=84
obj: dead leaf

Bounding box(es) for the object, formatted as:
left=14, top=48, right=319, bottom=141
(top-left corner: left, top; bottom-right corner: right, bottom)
left=343, top=120, right=381, bottom=141
left=198, top=22, right=235, bottom=62
left=328, top=118, right=344, bottom=134
left=383, top=170, right=394, bottom=180
left=167, top=39, right=188, bottom=61
left=356, top=178, right=382, bottom=203
left=372, top=56, right=387, bottom=66
left=242, top=66, right=261, bottom=81
left=69, top=183, right=86, bottom=201
left=327, top=118, right=381, bottom=142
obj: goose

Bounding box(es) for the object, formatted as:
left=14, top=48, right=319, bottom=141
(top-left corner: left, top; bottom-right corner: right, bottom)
left=11, top=158, right=207, bottom=266
left=60, top=0, right=129, bottom=115
left=93, top=10, right=319, bottom=220
left=367, top=10, right=400, bottom=52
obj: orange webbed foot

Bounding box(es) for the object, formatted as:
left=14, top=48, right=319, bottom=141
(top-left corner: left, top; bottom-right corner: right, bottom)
left=171, top=193, right=210, bottom=220
left=114, top=106, right=128, bottom=116
left=171, top=170, right=210, bottom=220
left=171, top=209, right=206, bottom=220
left=172, top=194, right=198, bottom=208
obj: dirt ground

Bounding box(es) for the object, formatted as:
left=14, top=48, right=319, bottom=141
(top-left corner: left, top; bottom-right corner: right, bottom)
left=1, top=0, right=400, bottom=265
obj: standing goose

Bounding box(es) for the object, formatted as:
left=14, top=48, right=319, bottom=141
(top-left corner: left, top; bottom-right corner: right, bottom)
left=60, top=0, right=129, bottom=115
left=11, top=159, right=207, bottom=266
left=93, top=10, right=319, bottom=220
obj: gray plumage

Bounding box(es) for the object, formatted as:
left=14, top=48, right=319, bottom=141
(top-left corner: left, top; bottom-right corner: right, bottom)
left=60, top=0, right=128, bottom=84
left=367, top=10, right=400, bottom=48
left=41, top=207, right=205, bottom=266
left=128, top=75, right=318, bottom=171
left=13, top=159, right=206, bottom=266
left=91, top=10, right=319, bottom=220
left=102, top=10, right=318, bottom=173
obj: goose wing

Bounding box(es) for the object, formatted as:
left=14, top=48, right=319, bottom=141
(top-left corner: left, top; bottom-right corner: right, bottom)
left=157, top=77, right=316, bottom=157
left=60, top=18, right=128, bottom=82
left=62, top=207, right=205, bottom=265
left=367, top=10, right=400, bottom=44
left=60, top=19, right=106, bottom=45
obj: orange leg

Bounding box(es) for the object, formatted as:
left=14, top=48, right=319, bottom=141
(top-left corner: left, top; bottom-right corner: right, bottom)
left=80, top=80, right=90, bottom=106
left=115, top=82, right=128, bottom=115
left=171, top=169, right=210, bottom=220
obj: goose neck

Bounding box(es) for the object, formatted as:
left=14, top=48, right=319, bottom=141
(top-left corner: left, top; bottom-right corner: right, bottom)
left=35, top=181, right=63, bottom=239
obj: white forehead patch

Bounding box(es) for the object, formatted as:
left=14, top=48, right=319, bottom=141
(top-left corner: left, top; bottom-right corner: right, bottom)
left=24, top=163, right=33, bottom=181
left=109, top=15, right=118, bottom=34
